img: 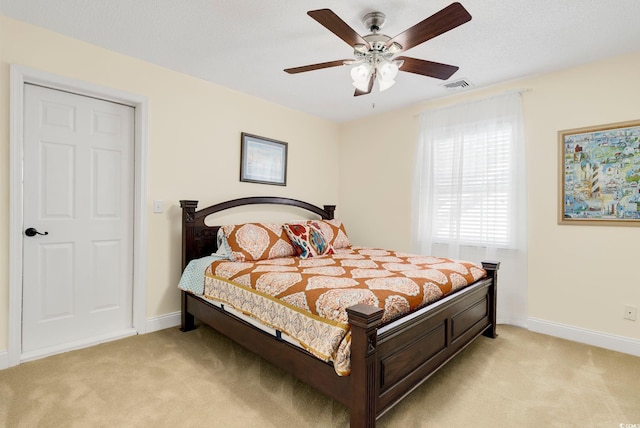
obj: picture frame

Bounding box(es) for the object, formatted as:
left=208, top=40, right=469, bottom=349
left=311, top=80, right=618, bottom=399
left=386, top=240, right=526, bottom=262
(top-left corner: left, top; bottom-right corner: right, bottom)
left=240, top=133, right=288, bottom=186
left=559, top=119, right=640, bottom=225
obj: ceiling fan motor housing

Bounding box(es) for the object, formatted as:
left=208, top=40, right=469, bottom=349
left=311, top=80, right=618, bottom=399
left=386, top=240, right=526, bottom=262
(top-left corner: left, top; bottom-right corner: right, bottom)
left=363, top=11, right=387, bottom=32
left=354, top=33, right=399, bottom=69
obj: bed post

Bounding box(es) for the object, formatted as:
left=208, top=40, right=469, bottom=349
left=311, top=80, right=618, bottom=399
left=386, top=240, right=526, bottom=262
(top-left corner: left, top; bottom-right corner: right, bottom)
left=180, top=200, right=198, bottom=332
left=180, top=291, right=195, bottom=332
left=180, top=200, right=198, bottom=270
left=346, top=304, right=384, bottom=428
left=323, top=205, right=336, bottom=220
left=481, top=261, right=500, bottom=339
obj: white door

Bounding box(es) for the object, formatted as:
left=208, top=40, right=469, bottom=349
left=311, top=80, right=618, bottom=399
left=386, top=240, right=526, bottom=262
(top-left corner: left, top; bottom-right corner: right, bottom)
left=22, top=84, right=135, bottom=356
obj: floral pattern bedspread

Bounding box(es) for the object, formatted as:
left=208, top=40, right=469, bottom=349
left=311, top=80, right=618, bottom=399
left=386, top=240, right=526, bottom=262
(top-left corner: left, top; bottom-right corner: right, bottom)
left=202, top=247, right=486, bottom=376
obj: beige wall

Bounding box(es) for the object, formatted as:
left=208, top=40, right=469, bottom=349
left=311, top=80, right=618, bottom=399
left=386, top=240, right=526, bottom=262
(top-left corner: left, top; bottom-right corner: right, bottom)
left=339, top=51, right=640, bottom=342
left=2, top=14, right=639, bottom=356
left=0, top=16, right=340, bottom=351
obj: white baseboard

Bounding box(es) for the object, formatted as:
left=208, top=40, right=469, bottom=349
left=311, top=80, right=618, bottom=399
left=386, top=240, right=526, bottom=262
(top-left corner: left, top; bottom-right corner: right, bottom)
left=497, top=316, right=528, bottom=329
left=528, top=317, right=640, bottom=357
left=145, top=311, right=181, bottom=333
left=0, top=312, right=181, bottom=371
left=0, top=350, right=8, bottom=370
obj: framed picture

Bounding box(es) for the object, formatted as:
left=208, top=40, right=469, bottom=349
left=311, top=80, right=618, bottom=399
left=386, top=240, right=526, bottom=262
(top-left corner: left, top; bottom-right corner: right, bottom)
left=559, top=119, right=640, bottom=225
left=240, top=133, right=288, bottom=186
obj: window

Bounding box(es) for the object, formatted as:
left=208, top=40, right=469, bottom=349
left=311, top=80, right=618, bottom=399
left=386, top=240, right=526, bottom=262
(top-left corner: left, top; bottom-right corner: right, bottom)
left=430, top=127, right=513, bottom=247
left=412, top=92, right=526, bottom=253
left=411, top=91, right=528, bottom=327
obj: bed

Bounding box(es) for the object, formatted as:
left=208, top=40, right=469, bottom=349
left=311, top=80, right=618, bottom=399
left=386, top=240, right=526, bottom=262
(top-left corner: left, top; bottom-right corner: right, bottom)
left=179, top=196, right=499, bottom=428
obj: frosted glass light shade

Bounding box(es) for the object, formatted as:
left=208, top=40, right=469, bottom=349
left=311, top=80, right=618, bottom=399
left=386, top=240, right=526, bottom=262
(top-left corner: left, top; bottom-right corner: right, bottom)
left=377, top=60, right=399, bottom=82
left=377, top=78, right=396, bottom=91
left=353, top=80, right=371, bottom=92
left=351, top=63, right=371, bottom=82
left=351, top=63, right=372, bottom=91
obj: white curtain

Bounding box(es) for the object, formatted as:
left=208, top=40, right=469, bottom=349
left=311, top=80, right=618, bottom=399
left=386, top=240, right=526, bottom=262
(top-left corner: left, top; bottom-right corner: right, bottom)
left=411, top=91, right=528, bottom=327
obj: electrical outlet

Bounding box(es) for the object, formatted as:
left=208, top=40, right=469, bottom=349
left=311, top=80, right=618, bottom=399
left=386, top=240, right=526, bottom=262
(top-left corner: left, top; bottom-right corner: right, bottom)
left=624, top=305, right=637, bottom=321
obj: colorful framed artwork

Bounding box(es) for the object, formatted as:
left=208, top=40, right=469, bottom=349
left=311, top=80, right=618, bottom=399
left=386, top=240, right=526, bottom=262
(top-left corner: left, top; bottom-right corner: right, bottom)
left=240, top=133, right=288, bottom=186
left=559, top=119, right=640, bottom=225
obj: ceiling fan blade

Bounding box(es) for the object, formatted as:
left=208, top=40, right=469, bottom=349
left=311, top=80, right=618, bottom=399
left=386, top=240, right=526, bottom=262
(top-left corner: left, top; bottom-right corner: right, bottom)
left=354, top=74, right=375, bottom=97
left=284, top=59, right=350, bottom=74
left=386, top=2, right=471, bottom=51
left=308, top=9, right=369, bottom=49
left=396, top=56, right=459, bottom=80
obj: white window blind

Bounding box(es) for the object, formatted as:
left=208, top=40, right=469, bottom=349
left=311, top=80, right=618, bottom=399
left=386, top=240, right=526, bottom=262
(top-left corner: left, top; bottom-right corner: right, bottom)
left=431, top=127, right=513, bottom=247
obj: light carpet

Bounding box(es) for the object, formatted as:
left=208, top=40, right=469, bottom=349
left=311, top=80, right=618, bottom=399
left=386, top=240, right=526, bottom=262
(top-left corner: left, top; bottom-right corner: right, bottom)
left=1, top=324, right=639, bottom=427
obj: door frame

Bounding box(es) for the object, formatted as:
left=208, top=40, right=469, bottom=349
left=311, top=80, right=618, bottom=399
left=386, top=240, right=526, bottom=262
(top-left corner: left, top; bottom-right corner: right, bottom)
left=8, top=64, right=149, bottom=367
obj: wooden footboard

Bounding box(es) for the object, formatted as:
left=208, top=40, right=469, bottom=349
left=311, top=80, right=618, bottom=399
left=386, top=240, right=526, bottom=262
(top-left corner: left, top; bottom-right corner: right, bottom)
left=346, top=263, right=498, bottom=427
left=178, top=198, right=500, bottom=428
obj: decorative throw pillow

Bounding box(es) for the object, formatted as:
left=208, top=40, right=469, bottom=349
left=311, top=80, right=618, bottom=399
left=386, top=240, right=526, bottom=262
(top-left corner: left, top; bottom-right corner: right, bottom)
left=283, top=222, right=335, bottom=259
left=309, top=219, right=351, bottom=249
left=221, top=223, right=296, bottom=262
left=214, top=228, right=231, bottom=257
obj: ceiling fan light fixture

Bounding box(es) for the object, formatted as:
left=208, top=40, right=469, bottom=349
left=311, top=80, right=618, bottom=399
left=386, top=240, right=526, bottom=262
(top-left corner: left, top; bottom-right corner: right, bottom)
left=353, top=80, right=372, bottom=92
left=377, top=77, right=396, bottom=91
left=351, top=63, right=372, bottom=90
left=377, top=60, right=400, bottom=82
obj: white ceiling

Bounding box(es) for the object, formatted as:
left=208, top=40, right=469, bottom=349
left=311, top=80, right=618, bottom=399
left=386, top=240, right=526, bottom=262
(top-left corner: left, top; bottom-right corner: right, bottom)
left=3, top=0, right=640, bottom=123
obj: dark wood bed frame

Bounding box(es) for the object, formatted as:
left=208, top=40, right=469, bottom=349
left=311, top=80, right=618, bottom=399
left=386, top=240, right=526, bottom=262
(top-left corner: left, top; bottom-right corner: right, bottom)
left=179, top=196, right=499, bottom=428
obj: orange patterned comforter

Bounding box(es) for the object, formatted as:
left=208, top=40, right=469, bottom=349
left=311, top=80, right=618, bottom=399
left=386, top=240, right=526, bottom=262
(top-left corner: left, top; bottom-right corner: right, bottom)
left=203, top=247, right=486, bottom=375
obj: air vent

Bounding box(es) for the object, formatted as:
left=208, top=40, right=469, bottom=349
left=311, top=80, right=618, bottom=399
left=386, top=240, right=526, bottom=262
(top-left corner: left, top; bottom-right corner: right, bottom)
left=441, top=78, right=474, bottom=90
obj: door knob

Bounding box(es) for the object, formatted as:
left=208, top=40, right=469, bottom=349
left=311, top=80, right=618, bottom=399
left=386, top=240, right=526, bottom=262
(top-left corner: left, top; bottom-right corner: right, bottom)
left=25, top=227, right=48, bottom=237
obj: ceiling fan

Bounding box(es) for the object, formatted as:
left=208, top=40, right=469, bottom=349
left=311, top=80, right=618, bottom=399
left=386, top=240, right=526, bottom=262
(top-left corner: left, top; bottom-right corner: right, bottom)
left=284, top=2, right=472, bottom=96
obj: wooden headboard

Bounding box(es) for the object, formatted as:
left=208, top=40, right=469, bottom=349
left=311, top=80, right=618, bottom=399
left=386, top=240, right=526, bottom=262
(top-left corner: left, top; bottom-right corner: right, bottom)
left=179, top=196, right=336, bottom=270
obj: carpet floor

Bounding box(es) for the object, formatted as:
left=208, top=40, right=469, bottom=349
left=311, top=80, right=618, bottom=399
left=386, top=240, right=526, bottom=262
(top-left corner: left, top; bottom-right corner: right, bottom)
left=1, top=324, right=639, bottom=427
